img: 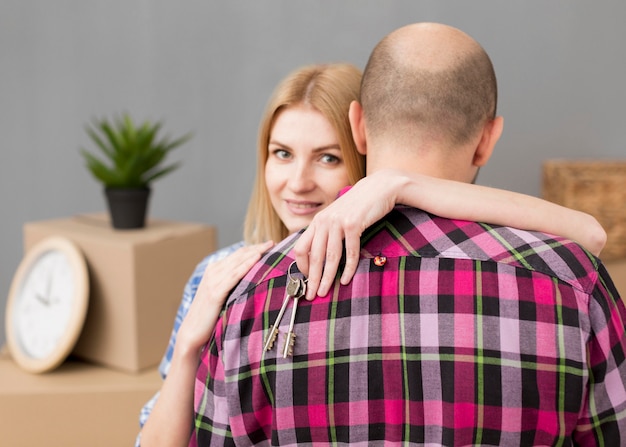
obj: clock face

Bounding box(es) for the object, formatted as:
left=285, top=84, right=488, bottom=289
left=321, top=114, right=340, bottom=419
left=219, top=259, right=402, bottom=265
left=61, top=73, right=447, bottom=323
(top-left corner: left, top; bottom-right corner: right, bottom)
left=6, top=236, right=89, bottom=373
left=14, top=249, right=76, bottom=359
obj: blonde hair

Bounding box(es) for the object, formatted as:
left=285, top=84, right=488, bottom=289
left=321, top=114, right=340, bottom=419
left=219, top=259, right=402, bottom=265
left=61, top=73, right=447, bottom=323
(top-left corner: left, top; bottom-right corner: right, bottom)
left=243, top=63, right=364, bottom=244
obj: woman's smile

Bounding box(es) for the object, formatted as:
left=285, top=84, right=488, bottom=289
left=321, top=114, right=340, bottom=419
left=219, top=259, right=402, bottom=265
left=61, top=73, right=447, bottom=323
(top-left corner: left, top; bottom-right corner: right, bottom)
left=265, top=104, right=350, bottom=233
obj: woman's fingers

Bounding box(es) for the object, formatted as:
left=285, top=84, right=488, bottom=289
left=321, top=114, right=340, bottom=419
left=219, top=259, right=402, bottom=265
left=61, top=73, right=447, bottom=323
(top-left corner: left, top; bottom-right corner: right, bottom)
left=340, top=224, right=361, bottom=285
left=296, top=210, right=363, bottom=300
left=197, top=240, right=274, bottom=304
left=316, top=225, right=343, bottom=298
left=294, top=229, right=313, bottom=278
left=303, top=225, right=329, bottom=301
left=227, top=241, right=274, bottom=283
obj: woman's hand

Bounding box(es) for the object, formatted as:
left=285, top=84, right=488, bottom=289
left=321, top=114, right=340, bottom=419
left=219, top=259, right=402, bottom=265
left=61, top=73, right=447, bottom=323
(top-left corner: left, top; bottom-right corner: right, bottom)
left=141, top=240, right=275, bottom=447
left=176, top=240, right=275, bottom=356
left=295, top=170, right=406, bottom=301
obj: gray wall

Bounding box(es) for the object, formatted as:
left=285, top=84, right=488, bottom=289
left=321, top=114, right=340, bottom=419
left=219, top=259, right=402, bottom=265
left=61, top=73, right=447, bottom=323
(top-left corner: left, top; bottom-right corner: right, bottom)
left=1, top=1, right=625, bottom=347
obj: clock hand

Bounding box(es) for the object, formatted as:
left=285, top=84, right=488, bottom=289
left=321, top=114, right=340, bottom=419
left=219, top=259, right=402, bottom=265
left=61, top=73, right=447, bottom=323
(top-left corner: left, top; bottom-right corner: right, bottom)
left=46, top=275, right=53, bottom=301
left=35, top=293, right=50, bottom=306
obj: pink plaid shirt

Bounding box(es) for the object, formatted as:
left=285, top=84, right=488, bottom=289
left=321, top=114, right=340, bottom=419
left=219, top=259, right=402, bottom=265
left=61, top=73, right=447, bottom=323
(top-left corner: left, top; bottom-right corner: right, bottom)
left=193, top=205, right=626, bottom=446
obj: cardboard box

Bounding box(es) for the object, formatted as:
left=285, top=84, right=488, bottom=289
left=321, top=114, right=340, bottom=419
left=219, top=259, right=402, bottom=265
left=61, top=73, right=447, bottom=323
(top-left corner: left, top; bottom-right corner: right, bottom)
left=0, top=350, right=161, bottom=447
left=605, top=258, right=626, bottom=299
left=543, top=160, right=626, bottom=261
left=23, top=214, right=216, bottom=372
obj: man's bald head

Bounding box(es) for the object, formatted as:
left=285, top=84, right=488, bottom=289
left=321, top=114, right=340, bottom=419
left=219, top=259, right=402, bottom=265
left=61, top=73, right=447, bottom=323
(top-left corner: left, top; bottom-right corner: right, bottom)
left=360, top=22, right=498, bottom=148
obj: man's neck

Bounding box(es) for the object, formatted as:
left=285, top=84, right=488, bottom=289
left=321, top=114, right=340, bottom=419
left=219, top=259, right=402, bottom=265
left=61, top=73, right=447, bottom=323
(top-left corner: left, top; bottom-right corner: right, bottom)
left=366, top=150, right=474, bottom=183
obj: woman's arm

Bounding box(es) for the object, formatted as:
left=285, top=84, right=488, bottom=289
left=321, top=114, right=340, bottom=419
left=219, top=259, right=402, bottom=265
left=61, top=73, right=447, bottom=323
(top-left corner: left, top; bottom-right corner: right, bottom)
left=140, top=241, right=274, bottom=447
left=135, top=243, right=245, bottom=447
left=295, top=169, right=606, bottom=300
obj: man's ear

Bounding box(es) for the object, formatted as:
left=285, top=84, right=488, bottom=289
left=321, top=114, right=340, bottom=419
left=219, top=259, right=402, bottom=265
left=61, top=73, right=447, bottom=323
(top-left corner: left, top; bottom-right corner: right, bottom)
left=349, top=101, right=367, bottom=155
left=473, top=116, right=503, bottom=167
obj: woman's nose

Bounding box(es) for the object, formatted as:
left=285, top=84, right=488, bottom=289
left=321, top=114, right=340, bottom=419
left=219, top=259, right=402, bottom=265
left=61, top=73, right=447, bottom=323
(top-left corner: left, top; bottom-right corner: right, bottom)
left=288, top=162, right=315, bottom=192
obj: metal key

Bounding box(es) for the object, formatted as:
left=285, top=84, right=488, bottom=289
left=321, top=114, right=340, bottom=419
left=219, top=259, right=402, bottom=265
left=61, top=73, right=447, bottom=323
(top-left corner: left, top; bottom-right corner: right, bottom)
left=283, top=277, right=305, bottom=358
left=263, top=261, right=308, bottom=356
left=263, top=291, right=291, bottom=352
left=263, top=265, right=304, bottom=352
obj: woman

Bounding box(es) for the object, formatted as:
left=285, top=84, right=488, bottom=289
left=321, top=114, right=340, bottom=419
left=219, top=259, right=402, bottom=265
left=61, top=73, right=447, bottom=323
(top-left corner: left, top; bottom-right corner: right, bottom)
left=138, top=63, right=365, bottom=447
left=138, top=63, right=604, bottom=446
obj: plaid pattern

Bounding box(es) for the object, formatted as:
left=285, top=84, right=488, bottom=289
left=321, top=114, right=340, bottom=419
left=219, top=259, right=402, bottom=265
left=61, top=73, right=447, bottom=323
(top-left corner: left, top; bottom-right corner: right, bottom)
left=193, top=206, right=626, bottom=446
left=136, top=241, right=244, bottom=447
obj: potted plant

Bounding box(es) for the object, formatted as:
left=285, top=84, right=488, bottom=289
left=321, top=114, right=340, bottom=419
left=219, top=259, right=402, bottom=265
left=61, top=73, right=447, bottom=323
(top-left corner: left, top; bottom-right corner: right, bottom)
left=80, top=113, right=193, bottom=229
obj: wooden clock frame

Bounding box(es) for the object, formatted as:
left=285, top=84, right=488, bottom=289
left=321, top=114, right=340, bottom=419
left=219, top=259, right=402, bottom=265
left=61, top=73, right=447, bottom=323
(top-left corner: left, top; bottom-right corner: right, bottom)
left=5, top=236, right=89, bottom=373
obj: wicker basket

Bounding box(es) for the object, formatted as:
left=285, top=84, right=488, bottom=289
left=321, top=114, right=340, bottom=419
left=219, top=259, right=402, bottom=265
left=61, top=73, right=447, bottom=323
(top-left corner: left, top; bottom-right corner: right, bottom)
left=542, top=160, right=626, bottom=261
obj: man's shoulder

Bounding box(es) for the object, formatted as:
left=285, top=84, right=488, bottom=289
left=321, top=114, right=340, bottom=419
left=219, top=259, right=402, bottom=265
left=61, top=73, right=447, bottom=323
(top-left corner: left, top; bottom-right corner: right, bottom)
left=226, top=233, right=300, bottom=304
left=364, top=206, right=600, bottom=293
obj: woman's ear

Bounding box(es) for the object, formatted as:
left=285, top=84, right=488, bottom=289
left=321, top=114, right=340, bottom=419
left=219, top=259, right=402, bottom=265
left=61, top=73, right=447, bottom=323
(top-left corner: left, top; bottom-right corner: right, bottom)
left=349, top=101, right=367, bottom=155
left=473, top=116, right=503, bottom=167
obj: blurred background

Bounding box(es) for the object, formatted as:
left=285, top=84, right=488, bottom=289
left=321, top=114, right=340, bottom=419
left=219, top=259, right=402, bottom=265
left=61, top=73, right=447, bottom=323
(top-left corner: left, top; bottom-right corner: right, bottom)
left=1, top=1, right=625, bottom=346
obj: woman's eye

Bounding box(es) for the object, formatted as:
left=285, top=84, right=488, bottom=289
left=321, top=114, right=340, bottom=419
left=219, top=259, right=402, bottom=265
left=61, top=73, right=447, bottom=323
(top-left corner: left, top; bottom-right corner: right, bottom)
left=320, top=154, right=340, bottom=164
left=272, top=149, right=291, bottom=160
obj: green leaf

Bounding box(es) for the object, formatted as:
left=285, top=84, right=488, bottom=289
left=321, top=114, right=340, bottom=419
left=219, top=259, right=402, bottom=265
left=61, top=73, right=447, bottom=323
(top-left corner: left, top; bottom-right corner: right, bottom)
left=79, top=112, right=192, bottom=188
left=144, top=162, right=182, bottom=184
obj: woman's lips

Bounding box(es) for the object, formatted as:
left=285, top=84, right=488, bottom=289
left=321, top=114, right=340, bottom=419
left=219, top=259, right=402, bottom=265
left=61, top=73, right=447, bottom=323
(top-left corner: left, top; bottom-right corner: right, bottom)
left=285, top=200, right=322, bottom=215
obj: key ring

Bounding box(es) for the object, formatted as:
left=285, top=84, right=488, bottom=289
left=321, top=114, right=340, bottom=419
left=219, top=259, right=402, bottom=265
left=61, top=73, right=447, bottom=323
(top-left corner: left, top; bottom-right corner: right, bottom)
left=287, top=261, right=308, bottom=284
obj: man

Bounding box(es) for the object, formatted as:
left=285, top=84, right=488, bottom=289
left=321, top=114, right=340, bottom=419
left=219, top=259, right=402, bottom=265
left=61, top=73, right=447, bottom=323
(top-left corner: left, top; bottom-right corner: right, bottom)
left=193, top=23, right=626, bottom=445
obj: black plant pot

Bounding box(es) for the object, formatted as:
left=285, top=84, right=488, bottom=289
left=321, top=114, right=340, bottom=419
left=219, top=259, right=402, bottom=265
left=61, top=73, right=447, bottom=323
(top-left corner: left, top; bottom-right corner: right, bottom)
left=104, top=187, right=151, bottom=229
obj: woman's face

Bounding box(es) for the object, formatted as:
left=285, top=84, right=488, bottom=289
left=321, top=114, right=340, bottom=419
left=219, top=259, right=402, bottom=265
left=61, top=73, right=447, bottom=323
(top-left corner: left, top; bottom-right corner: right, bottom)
left=265, top=104, right=350, bottom=234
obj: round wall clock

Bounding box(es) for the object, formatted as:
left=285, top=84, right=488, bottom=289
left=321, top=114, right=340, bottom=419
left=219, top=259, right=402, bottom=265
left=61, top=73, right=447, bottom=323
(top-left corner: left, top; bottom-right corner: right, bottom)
left=5, top=236, right=89, bottom=373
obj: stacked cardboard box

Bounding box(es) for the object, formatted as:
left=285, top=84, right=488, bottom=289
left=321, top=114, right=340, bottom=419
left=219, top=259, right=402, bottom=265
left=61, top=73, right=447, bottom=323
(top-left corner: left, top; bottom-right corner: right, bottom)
left=0, top=349, right=161, bottom=447
left=2, top=214, right=217, bottom=445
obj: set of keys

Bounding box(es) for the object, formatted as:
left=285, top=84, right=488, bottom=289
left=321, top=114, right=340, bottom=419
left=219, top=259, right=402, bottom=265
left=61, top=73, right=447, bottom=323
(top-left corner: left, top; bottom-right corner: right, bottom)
left=263, top=261, right=307, bottom=358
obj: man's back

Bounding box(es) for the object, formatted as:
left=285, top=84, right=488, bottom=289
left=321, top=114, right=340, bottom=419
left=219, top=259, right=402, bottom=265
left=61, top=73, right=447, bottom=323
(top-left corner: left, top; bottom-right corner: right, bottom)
left=194, top=206, right=625, bottom=446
